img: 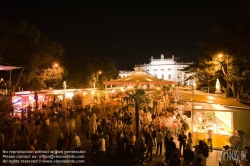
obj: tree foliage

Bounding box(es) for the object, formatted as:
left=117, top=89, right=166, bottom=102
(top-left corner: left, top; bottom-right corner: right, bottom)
left=72, top=93, right=83, bottom=106
left=0, top=19, right=65, bottom=90
left=0, top=96, right=13, bottom=126
left=65, top=56, right=119, bottom=89
left=184, top=19, right=250, bottom=98
left=42, top=66, right=65, bottom=89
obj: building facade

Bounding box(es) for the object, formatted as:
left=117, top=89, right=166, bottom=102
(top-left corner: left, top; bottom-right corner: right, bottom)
left=119, top=54, right=194, bottom=86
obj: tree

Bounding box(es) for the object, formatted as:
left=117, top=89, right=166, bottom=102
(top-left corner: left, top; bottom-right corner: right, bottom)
left=42, top=66, right=65, bottom=89
left=72, top=93, right=83, bottom=109
left=182, top=55, right=218, bottom=92
left=0, top=19, right=65, bottom=108
left=184, top=19, right=250, bottom=98
left=65, top=56, right=119, bottom=89
left=0, top=19, right=65, bottom=91
left=0, top=96, right=12, bottom=126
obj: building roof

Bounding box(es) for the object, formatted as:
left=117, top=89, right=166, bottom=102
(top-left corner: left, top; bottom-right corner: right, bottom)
left=104, top=68, right=176, bottom=85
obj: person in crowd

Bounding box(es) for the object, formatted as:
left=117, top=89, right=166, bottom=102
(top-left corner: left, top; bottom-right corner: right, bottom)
left=178, top=130, right=187, bottom=155
left=169, top=152, right=181, bottom=166
left=152, top=126, right=157, bottom=148
left=80, top=112, right=86, bottom=134
left=91, top=130, right=99, bottom=155
left=29, top=139, right=37, bottom=152
left=22, top=120, right=30, bottom=148
left=156, top=129, right=164, bottom=155
left=195, top=157, right=205, bottom=166
left=207, top=125, right=214, bottom=152
left=107, top=126, right=114, bottom=150
left=187, top=132, right=193, bottom=150
left=42, top=142, right=50, bottom=151
left=194, top=149, right=206, bottom=166
left=14, top=113, right=21, bottom=121
left=158, top=120, right=162, bottom=130
left=242, top=146, right=250, bottom=166
left=10, top=106, right=14, bottom=117
left=236, top=130, right=245, bottom=149
left=98, top=132, right=106, bottom=166
left=196, top=140, right=208, bottom=159
left=65, top=130, right=72, bottom=141
left=229, top=130, right=240, bottom=150
left=85, top=116, right=90, bottom=140
left=184, top=143, right=195, bottom=165
left=35, top=142, right=51, bottom=166
left=7, top=123, right=16, bottom=146
left=62, top=134, right=70, bottom=151
left=44, top=116, right=50, bottom=132
left=182, top=117, right=190, bottom=134
left=12, top=118, right=21, bottom=141
left=71, top=132, right=81, bottom=151
left=116, top=129, right=124, bottom=155
left=34, top=115, right=41, bottom=135
left=144, top=129, right=154, bottom=162
left=127, top=131, right=136, bottom=155
left=136, top=132, right=146, bottom=165
left=103, top=132, right=110, bottom=152
left=165, top=136, right=176, bottom=163
left=57, top=133, right=64, bottom=150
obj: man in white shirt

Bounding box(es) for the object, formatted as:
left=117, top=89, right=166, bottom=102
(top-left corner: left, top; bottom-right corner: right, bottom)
left=98, top=133, right=106, bottom=166
left=207, top=126, right=214, bottom=152
left=156, top=129, right=164, bottom=155
left=71, top=133, right=81, bottom=150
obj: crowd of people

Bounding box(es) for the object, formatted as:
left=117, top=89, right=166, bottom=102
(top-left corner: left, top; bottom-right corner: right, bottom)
left=79, top=101, right=250, bottom=166
left=78, top=100, right=211, bottom=166
left=1, top=91, right=250, bottom=166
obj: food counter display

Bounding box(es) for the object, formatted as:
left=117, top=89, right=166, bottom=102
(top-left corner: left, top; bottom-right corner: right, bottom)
left=192, top=110, right=232, bottom=148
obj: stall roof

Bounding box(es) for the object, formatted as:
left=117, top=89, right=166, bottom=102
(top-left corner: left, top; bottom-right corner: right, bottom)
left=104, top=68, right=176, bottom=85
left=0, top=64, right=23, bottom=70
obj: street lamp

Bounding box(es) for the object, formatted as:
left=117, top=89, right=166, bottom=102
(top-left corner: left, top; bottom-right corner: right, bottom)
left=53, top=63, right=59, bottom=68
left=52, top=63, right=59, bottom=89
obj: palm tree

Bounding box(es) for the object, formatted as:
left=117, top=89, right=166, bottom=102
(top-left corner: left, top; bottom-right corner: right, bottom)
left=0, top=95, right=13, bottom=127
left=126, top=88, right=149, bottom=138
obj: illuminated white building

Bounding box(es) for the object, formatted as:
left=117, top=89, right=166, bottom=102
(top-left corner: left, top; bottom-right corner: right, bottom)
left=120, top=54, right=194, bottom=86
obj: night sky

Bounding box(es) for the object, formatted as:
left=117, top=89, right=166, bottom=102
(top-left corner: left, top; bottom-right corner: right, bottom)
left=1, top=0, right=250, bottom=70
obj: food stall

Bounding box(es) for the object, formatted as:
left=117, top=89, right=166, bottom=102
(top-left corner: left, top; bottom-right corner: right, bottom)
left=191, top=103, right=232, bottom=148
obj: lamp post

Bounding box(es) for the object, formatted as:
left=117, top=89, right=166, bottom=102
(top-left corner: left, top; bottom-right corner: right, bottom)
left=52, top=63, right=59, bottom=89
